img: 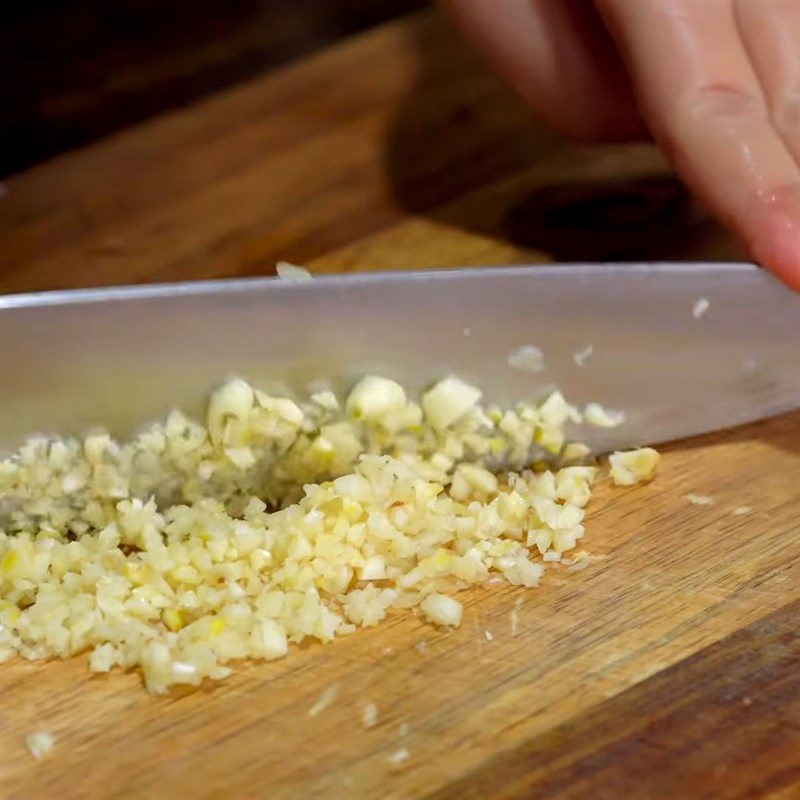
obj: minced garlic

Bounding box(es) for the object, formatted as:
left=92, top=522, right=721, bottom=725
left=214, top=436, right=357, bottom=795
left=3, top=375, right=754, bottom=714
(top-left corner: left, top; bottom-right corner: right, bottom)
left=508, top=345, right=544, bottom=373
left=584, top=403, right=626, bottom=428
left=420, top=594, right=463, bottom=627
left=0, top=373, right=651, bottom=693
left=609, top=447, right=661, bottom=485
left=25, top=732, right=55, bottom=759
left=686, top=493, right=715, bottom=506
left=308, top=685, right=339, bottom=717
left=275, top=262, right=312, bottom=281
left=362, top=702, right=378, bottom=728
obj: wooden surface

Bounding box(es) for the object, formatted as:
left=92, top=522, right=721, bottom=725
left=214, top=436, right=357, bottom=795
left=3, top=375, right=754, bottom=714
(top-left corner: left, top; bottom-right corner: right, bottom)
left=1, top=8, right=798, bottom=800
left=0, top=0, right=426, bottom=175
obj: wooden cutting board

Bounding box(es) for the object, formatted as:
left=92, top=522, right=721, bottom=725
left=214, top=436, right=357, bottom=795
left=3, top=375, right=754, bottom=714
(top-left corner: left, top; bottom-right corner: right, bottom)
left=1, top=9, right=798, bottom=800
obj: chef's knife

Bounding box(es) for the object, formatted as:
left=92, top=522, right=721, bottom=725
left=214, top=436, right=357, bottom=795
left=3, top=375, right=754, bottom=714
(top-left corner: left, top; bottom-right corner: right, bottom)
left=1, top=263, right=798, bottom=453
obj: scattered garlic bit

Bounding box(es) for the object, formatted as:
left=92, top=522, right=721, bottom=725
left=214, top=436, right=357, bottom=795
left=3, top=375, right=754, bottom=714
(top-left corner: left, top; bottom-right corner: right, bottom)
left=421, top=377, right=481, bottom=431
left=566, top=561, right=589, bottom=572
left=207, top=378, right=254, bottom=444
left=399, top=722, right=409, bottom=737
left=388, top=748, right=410, bottom=766
left=539, top=391, right=582, bottom=427
left=276, top=261, right=312, bottom=281
left=508, top=345, right=544, bottom=373
left=609, top=448, right=660, bottom=486
left=692, top=297, right=710, bottom=319
left=573, top=344, right=594, bottom=367
left=0, top=373, right=630, bottom=692
left=25, top=732, right=54, bottom=759
left=584, top=403, right=625, bottom=428
left=561, top=442, right=591, bottom=465
left=686, top=494, right=715, bottom=506
left=311, top=390, right=340, bottom=413
left=510, top=597, right=524, bottom=637
left=732, top=506, right=753, bottom=516
left=172, top=661, right=198, bottom=678
left=346, top=376, right=410, bottom=431
left=362, top=703, right=378, bottom=729
left=420, top=594, right=463, bottom=628
left=415, top=641, right=427, bottom=655
left=565, top=549, right=602, bottom=564
left=564, top=549, right=596, bottom=572
left=450, top=463, right=498, bottom=502
left=533, top=391, right=583, bottom=455
left=484, top=630, right=493, bottom=641
left=308, top=685, right=339, bottom=717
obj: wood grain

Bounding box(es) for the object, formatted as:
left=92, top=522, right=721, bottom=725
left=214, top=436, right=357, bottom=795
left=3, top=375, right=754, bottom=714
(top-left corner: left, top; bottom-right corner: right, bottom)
left=0, top=0, right=427, bottom=176
left=0, top=8, right=796, bottom=800
left=2, top=416, right=798, bottom=799
left=0, top=10, right=745, bottom=295
left=430, top=599, right=800, bottom=800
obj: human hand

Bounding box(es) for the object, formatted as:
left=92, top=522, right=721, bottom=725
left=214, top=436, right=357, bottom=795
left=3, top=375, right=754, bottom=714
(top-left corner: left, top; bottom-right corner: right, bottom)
left=441, top=0, right=800, bottom=290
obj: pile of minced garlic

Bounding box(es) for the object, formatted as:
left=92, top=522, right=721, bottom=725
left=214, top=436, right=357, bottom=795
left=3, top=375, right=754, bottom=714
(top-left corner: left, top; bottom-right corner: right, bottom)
left=0, top=375, right=658, bottom=693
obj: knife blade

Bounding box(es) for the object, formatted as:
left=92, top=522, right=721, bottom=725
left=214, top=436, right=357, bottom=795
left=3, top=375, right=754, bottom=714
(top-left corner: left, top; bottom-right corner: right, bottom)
left=1, top=263, right=798, bottom=454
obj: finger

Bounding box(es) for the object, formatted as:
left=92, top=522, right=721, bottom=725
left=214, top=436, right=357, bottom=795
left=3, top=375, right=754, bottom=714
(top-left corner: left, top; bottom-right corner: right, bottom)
left=439, top=0, right=644, bottom=142
left=597, top=0, right=800, bottom=290
left=735, top=0, right=800, bottom=165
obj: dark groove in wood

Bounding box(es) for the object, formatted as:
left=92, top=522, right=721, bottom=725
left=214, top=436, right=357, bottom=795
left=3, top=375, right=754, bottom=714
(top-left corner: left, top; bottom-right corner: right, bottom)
left=429, top=600, right=800, bottom=800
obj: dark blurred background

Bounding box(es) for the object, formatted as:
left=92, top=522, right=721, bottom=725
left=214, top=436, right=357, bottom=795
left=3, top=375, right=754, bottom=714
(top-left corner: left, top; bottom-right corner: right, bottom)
left=0, top=0, right=427, bottom=177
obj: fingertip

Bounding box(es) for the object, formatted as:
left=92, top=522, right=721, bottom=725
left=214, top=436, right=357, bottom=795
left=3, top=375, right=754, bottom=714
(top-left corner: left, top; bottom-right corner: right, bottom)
left=749, top=207, right=800, bottom=291
left=751, top=186, right=800, bottom=292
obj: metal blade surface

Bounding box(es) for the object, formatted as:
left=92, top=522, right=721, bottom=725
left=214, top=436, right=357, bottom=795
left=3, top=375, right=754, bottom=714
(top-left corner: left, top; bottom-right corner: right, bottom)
left=2, top=263, right=798, bottom=453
